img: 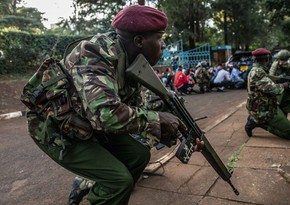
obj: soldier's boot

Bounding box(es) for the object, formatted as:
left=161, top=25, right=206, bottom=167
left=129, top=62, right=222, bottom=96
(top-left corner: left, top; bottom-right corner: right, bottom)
left=205, top=87, right=212, bottom=92
left=245, top=116, right=267, bottom=137
left=245, top=115, right=258, bottom=137
left=199, top=86, right=205, bottom=94
left=68, top=177, right=91, bottom=205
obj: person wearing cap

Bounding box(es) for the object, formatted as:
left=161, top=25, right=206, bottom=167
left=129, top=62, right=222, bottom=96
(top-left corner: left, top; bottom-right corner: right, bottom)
left=245, top=48, right=290, bottom=140
left=269, top=49, right=290, bottom=76
left=269, top=49, right=290, bottom=115
left=194, top=61, right=211, bottom=93
left=29, top=5, right=202, bottom=205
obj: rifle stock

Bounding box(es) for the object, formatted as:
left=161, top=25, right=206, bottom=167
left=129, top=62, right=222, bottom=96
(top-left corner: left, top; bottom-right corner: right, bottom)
left=126, top=54, right=239, bottom=195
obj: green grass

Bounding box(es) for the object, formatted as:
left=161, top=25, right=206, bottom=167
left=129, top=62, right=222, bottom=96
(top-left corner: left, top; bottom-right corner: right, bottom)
left=227, top=143, right=245, bottom=170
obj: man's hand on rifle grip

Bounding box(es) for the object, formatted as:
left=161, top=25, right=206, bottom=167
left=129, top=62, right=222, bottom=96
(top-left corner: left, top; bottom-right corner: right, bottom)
left=194, top=138, right=204, bottom=152
left=158, top=112, right=187, bottom=147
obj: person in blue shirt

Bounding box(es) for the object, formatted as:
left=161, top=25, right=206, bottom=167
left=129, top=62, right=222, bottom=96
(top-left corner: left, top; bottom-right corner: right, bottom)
left=229, top=64, right=245, bottom=89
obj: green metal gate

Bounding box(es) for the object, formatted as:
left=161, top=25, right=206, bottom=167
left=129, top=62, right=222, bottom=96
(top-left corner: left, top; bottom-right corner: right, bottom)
left=158, top=40, right=211, bottom=70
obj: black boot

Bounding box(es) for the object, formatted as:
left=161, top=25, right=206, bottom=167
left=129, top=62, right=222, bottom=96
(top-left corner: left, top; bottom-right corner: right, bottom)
left=245, top=116, right=257, bottom=137
left=205, top=87, right=212, bottom=92
left=245, top=116, right=268, bottom=137
left=199, top=86, right=205, bottom=94
left=68, top=177, right=90, bottom=205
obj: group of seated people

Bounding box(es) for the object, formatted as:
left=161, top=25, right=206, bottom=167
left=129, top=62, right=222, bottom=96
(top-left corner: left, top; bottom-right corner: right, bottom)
left=210, top=63, right=245, bottom=92
left=157, top=62, right=246, bottom=96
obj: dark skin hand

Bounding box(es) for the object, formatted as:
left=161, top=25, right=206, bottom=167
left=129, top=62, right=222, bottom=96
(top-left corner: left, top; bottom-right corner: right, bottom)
left=176, top=123, right=204, bottom=152
left=194, top=138, right=204, bottom=152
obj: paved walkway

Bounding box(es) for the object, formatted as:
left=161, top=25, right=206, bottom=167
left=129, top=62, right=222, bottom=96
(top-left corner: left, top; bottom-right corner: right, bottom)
left=2, top=99, right=289, bottom=205
left=129, top=104, right=290, bottom=205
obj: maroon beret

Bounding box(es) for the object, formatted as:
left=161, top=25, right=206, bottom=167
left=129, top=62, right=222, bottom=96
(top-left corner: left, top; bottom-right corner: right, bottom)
left=252, top=48, right=270, bottom=56
left=111, top=5, right=168, bottom=33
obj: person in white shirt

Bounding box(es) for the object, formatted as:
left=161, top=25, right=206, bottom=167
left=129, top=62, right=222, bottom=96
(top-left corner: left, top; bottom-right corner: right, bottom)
left=211, top=64, right=232, bottom=91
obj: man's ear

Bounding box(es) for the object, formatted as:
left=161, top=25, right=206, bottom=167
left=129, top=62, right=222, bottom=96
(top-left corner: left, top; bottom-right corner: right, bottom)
left=133, top=35, right=144, bottom=48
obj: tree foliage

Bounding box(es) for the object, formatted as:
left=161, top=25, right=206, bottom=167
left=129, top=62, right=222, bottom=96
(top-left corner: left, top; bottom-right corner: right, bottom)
left=2, top=0, right=290, bottom=52
left=265, top=0, right=290, bottom=46
left=160, top=0, right=212, bottom=50
left=0, top=0, right=21, bottom=15
left=64, top=0, right=127, bottom=35
left=0, top=31, right=85, bottom=74
left=0, top=0, right=45, bottom=33
left=211, top=0, right=268, bottom=50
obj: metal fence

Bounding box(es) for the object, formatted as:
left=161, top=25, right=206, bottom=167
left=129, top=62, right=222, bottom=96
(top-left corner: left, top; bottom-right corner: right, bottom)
left=158, top=40, right=211, bottom=70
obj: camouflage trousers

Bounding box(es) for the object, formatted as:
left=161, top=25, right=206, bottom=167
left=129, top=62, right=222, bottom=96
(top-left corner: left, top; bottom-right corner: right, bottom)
left=280, top=90, right=290, bottom=114
left=267, top=108, right=290, bottom=139
left=35, top=134, right=151, bottom=205
left=266, top=93, right=290, bottom=140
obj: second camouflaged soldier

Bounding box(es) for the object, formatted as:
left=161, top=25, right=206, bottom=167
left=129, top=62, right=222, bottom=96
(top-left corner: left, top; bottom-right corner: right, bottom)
left=245, top=48, right=290, bottom=139
left=269, top=49, right=290, bottom=76
left=269, top=49, right=290, bottom=115
left=195, top=61, right=211, bottom=93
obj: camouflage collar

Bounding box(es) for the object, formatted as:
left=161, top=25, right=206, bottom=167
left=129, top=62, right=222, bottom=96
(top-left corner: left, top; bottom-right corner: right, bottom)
left=115, top=39, right=141, bottom=101
left=114, top=39, right=129, bottom=96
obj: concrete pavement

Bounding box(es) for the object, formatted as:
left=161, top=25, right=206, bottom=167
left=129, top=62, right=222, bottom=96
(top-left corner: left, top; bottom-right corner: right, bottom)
left=128, top=104, right=290, bottom=205
left=2, top=91, right=290, bottom=205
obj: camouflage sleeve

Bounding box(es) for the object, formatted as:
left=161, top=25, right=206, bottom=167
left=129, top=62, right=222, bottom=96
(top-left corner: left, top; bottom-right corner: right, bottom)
left=269, top=61, right=278, bottom=76
left=66, top=41, right=161, bottom=138
left=143, top=89, right=168, bottom=111
left=203, top=67, right=210, bottom=79
left=256, top=75, right=284, bottom=96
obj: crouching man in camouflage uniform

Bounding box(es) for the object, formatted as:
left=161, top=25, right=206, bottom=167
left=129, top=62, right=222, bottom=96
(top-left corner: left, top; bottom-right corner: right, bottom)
left=269, top=49, right=290, bottom=77
left=195, top=61, right=211, bottom=93
left=245, top=48, right=290, bottom=139
left=269, top=49, right=290, bottom=115
left=28, top=5, right=202, bottom=205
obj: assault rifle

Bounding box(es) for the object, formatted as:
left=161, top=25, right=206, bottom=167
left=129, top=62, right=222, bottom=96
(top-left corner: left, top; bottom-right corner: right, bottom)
left=126, top=54, right=239, bottom=195
left=267, top=74, right=290, bottom=83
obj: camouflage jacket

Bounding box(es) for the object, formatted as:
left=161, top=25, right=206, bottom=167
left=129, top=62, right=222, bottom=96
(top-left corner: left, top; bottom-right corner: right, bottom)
left=63, top=33, right=161, bottom=141
left=246, top=63, right=284, bottom=123
left=195, top=66, right=210, bottom=84
left=269, top=60, right=290, bottom=76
